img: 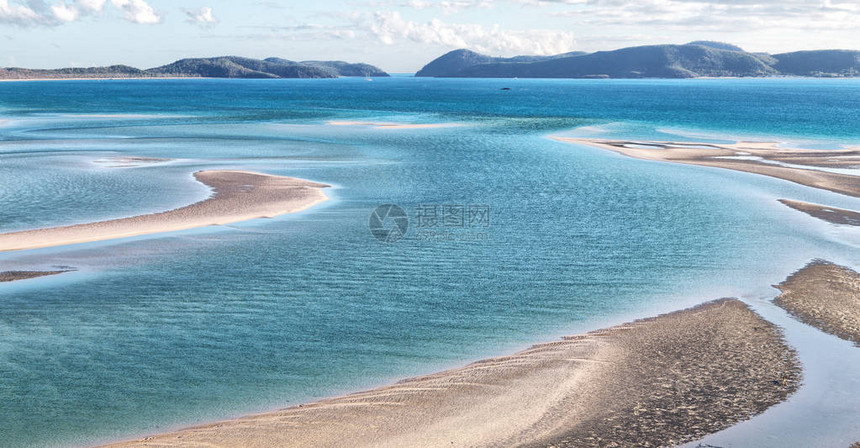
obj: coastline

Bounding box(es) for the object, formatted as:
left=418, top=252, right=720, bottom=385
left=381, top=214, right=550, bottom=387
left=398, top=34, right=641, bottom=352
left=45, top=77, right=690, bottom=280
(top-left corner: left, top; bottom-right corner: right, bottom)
left=0, top=170, right=330, bottom=253
left=551, top=137, right=860, bottom=198
left=102, top=298, right=800, bottom=448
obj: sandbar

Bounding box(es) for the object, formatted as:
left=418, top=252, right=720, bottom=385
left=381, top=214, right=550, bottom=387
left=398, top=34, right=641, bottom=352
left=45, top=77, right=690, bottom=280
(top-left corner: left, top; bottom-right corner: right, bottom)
left=774, top=260, right=860, bottom=346
left=94, top=156, right=174, bottom=168
left=553, top=137, right=860, bottom=197
left=103, top=298, right=799, bottom=448
left=326, top=120, right=459, bottom=129
left=0, top=270, right=72, bottom=282
left=0, top=170, right=329, bottom=253
left=779, top=199, right=860, bottom=226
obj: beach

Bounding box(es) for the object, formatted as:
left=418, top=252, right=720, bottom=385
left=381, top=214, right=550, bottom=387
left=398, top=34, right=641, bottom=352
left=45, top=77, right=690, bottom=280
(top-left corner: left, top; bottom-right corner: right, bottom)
left=0, top=170, right=329, bottom=253
left=104, top=298, right=800, bottom=448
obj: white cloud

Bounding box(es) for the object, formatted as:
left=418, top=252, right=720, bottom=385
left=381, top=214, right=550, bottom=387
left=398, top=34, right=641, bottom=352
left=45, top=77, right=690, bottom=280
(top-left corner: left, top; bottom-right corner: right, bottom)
left=43, top=0, right=110, bottom=24
left=76, top=0, right=106, bottom=11
left=405, top=0, right=493, bottom=15
left=50, top=2, right=78, bottom=21
left=369, top=11, right=576, bottom=55
left=184, top=6, right=216, bottom=24
left=0, top=0, right=44, bottom=25
left=110, top=0, right=159, bottom=24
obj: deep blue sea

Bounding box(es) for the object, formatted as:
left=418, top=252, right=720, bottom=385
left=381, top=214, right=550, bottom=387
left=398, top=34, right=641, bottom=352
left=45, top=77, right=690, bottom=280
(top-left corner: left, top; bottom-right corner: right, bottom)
left=0, top=78, right=858, bottom=447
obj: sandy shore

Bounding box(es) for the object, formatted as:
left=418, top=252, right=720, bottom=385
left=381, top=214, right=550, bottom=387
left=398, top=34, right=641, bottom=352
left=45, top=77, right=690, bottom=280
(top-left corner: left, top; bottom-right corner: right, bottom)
left=553, top=138, right=860, bottom=197
left=0, top=270, right=72, bottom=282
left=103, top=298, right=799, bottom=448
left=778, top=199, right=860, bottom=226
left=0, top=170, right=329, bottom=253
left=326, top=120, right=459, bottom=129
left=775, top=260, right=860, bottom=346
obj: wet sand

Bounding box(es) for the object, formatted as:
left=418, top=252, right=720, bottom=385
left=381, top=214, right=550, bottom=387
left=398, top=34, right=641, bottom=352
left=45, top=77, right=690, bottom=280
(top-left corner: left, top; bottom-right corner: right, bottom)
left=553, top=138, right=860, bottom=197
left=93, top=156, right=173, bottom=168
left=0, top=170, right=329, bottom=253
left=0, top=270, right=71, bottom=282
left=103, top=299, right=800, bottom=448
left=779, top=199, right=860, bottom=226
left=774, top=260, right=860, bottom=346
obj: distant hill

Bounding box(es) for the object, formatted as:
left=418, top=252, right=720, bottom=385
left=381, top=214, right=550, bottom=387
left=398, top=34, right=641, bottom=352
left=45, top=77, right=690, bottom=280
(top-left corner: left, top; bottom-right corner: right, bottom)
left=686, top=41, right=745, bottom=52
left=415, top=49, right=587, bottom=77
left=297, top=60, right=390, bottom=77
left=772, top=50, right=860, bottom=76
left=0, top=64, right=145, bottom=79
left=416, top=44, right=860, bottom=79
left=0, top=57, right=389, bottom=80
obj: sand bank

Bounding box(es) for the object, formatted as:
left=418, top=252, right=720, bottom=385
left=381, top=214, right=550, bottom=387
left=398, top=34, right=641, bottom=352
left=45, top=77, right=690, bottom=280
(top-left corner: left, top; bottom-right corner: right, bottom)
left=775, top=260, right=860, bottom=346
left=553, top=138, right=860, bottom=197
left=0, top=270, right=72, bottom=282
left=93, top=156, right=173, bottom=168
left=0, top=170, right=329, bottom=253
left=103, top=298, right=799, bottom=448
left=326, top=120, right=459, bottom=129
left=779, top=199, right=860, bottom=226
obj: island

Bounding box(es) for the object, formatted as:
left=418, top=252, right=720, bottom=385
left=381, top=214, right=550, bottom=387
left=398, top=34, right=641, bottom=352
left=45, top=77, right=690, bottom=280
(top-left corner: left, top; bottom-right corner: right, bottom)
left=0, top=56, right=390, bottom=80
left=416, top=41, right=860, bottom=78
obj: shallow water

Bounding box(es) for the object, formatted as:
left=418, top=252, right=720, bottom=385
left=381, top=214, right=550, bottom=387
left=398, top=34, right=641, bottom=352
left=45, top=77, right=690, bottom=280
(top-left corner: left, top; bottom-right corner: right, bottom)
left=0, top=78, right=858, bottom=447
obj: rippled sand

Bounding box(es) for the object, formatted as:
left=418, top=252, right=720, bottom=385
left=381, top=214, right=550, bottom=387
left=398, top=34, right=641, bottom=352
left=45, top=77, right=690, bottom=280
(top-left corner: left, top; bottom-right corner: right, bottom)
left=103, top=299, right=799, bottom=448
left=775, top=260, right=860, bottom=346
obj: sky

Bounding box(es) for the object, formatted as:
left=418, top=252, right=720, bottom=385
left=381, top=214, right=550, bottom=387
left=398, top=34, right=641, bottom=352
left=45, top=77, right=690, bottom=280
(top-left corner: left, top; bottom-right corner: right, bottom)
left=1, top=0, right=858, bottom=72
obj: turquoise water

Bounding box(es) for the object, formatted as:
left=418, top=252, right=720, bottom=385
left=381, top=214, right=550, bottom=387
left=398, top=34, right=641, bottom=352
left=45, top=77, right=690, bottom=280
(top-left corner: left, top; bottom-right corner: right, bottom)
left=0, top=78, right=858, bottom=447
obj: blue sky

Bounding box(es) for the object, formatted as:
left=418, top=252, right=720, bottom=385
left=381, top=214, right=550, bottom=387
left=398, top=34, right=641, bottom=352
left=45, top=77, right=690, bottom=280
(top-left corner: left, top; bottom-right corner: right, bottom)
left=1, top=0, right=858, bottom=72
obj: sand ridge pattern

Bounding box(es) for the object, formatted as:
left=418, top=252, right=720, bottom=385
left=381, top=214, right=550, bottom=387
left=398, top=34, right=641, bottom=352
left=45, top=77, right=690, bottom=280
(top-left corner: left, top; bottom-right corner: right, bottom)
left=774, top=260, right=860, bottom=346
left=103, top=299, right=800, bottom=448
left=0, top=170, right=330, bottom=253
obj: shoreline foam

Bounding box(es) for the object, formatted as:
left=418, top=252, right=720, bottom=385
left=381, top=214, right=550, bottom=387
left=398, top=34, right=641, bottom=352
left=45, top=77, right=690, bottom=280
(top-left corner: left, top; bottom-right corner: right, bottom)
left=102, top=298, right=800, bottom=448
left=0, top=170, right=330, bottom=253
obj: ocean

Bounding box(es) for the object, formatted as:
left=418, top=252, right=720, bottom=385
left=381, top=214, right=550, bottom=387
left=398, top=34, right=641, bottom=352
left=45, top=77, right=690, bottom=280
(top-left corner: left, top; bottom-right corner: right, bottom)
left=0, top=77, right=858, bottom=447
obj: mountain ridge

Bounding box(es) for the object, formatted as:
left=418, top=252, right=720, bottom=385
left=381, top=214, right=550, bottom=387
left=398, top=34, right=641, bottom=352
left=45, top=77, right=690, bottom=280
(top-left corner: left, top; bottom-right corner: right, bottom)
left=416, top=43, right=860, bottom=79
left=0, top=56, right=390, bottom=80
